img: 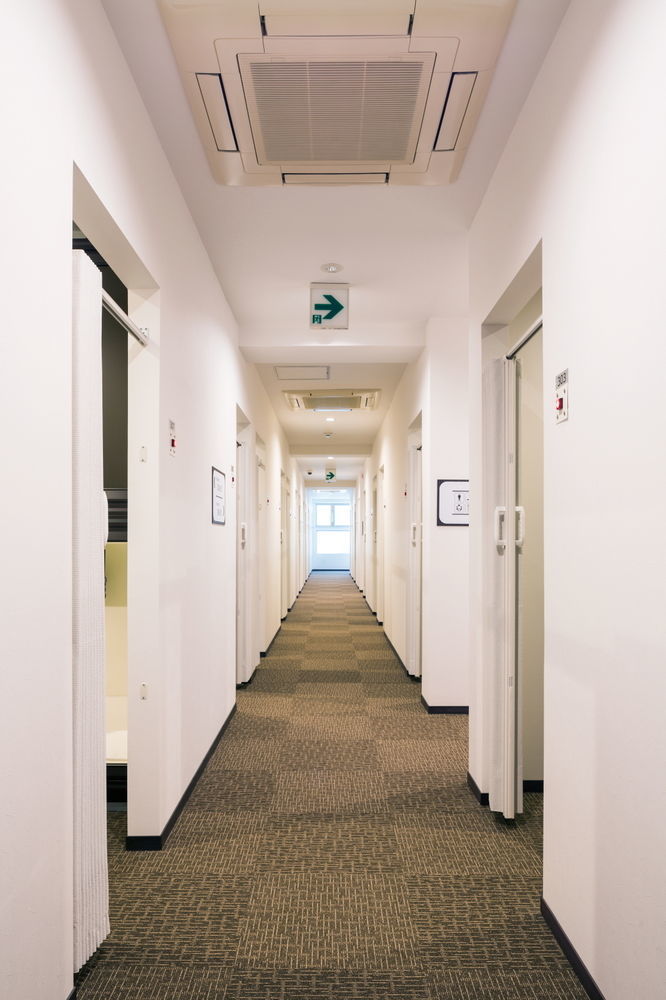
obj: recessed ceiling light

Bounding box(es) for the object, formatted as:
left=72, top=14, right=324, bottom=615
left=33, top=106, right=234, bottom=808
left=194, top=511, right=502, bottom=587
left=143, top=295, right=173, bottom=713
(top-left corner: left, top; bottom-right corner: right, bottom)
left=327, top=456, right=334, bottom=460
left=321, top=262, right=343, bottom=273
left=325, top=417, right=335, bottom=422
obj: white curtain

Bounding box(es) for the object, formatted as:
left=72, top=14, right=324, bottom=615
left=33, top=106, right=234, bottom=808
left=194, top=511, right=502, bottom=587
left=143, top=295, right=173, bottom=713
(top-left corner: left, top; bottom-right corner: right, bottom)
left=482, top=358, right=508, bottom=814
left=72, top=249, right=110, bottom=971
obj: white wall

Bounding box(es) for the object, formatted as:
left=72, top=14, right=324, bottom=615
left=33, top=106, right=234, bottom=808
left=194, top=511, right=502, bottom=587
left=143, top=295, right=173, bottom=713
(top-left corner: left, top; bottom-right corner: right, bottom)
left=370, top=316, right=470, bottom=707
left=0, top=4, right=289, bottom=999
left=468, top=1, right=666, bottom=996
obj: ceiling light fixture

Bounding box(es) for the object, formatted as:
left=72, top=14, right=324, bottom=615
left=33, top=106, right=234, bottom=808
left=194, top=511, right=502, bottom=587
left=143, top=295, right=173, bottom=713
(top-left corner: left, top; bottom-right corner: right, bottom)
left=321, top=262, right=343, bottom=273
left=325, top=417, right=335, bottom=422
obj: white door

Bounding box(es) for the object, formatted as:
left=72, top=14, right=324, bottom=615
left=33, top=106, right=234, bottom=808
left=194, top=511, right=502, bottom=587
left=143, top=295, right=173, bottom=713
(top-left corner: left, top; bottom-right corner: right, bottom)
left=515, top=329, right=544, bottom=788
left=257, top=454, right=268, bottom=653
left=484, top=322, right=543, bottom=818
left=376, top=467, right=385, bottom=623
left=280, top=475, right=289, bottom=619
left=407, top=444, right=423, bottom=676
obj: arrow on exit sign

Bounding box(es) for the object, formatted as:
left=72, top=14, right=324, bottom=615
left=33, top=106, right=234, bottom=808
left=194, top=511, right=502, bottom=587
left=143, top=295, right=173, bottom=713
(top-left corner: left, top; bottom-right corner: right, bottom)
left=310, top=284, right=349, bottom=330
left=314, top=294, right=344, bottom=321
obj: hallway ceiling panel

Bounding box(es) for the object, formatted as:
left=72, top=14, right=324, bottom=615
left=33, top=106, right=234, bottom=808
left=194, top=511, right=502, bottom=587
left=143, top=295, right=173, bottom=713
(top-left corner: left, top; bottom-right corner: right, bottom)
left=257, top=362, right=405, bottom=448
left=102, top=0, right=571, bottom=450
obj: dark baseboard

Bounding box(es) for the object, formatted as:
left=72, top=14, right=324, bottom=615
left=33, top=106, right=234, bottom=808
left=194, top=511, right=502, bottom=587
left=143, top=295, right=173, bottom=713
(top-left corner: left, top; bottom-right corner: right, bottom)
left=524, top=779, right=544, bottom=793
left=66, top=989, right=77, bottom=1000
left=126, top=704, right=236, bottom=852
left=541, top=898, right=606, bottom=1000
left=467, top=770, right=489, bottom=806
left=106, top=763, right=127, bottom=804
left=236, top=665, right=257, bottom=689
left=421, top=695, right=469, bottom=714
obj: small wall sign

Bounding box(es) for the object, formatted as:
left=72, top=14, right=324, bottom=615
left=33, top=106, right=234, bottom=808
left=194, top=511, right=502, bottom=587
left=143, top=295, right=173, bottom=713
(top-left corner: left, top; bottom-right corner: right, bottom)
left=437, top=479, right=470, bottom=526
left=212, top=467, right=226, bottom=525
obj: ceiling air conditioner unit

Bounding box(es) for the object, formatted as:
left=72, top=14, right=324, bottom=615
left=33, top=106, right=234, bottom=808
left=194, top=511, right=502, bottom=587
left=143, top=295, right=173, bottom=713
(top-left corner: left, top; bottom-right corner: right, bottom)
left=158, top=0, right=516, bottom=186
left=284, top=389, right=380, bottom=411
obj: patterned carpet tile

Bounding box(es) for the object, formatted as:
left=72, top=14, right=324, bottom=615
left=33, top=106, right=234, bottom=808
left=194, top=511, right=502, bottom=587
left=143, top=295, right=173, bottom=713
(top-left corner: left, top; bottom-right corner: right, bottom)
left=285, top=713, right=375, bottom=741
left=75, top=964, right=230, bottom=999
left=212, top=738, right=285, bottom=771
left=234, top=692, right=295, bottom=719
left=376, top=738, right=468, bottom=772
left=360, top=668, right=406, bottom=684
left=381, top=772, right=481, bottom=814
left=429, top=970, right=588, bottom=999
left=292, top=694, right=369, bottom=717
left=223, top=712, right=291, bottom=740
left=76, top=572, right=568, bottom=1000
left=303, top=638, right=357, bottom=652
left=251, top=814, right=403, bottom=873
left=394, top=825, right=541, bottom=877
left=102, top=872, right=252, bottom=964
left=275, top=737, right=381, bottom=771
left=296, top=681, right=370, bottom=701
left=354, top=647, right=398, bottom=660
left=369, top=715, right=465, bottom=740
left=406, top=875, right=567, bottom=972
left=237, top=873, right=418, bottom=969
left=221, top=968, right=431, bottom=1000
left=272, top=770, right=387, bottom=816
left=186, top=769, right=277, bottom=812
left=365, top=697, right=427, bottom=718
left=298, top=668, right=362, bottom=684
left=363, top=682, right=417, bottom=700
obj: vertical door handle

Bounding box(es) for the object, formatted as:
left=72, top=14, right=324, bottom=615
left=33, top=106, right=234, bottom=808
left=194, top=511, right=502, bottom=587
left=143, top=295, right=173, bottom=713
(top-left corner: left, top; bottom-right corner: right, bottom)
left=515, top=506, right=525, bottom=547
left=241, top=522, right=247, bottom=547
left=494, top=506, right=507, bottom=549
left=411, top=522, right=417, bottom=545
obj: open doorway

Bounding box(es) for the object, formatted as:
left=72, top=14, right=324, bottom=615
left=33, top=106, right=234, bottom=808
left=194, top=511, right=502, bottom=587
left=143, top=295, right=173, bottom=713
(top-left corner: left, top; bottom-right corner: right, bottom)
left=482, top=289, right=544, bottom=819
left=72, top=166, right=159, bottom=969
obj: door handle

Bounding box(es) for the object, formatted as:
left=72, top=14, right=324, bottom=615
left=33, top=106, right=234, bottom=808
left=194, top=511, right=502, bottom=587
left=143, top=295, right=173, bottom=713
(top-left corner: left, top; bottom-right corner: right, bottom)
left=494, top=506, right=506, bottom=549
left=515, top=506, right=525, bottom=547
left=411, top=522, right=417, bottom=545
left=241, top=522, right=247, bottom=547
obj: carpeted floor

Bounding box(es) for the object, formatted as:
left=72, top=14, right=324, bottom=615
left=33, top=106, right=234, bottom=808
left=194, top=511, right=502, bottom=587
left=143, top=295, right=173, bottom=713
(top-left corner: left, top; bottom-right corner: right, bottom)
left=76, top=571, right=586, bottom=999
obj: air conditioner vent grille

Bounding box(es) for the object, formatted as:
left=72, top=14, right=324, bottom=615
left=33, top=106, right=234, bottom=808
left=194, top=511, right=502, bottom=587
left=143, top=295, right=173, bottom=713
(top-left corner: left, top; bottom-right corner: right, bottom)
left=284, top=389, right=380, bottom=411
left=240, top=55, right=434, bottom=165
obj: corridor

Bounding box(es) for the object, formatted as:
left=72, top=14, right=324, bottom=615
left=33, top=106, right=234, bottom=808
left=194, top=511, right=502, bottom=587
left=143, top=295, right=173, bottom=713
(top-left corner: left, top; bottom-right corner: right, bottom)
left=76, top=573, right=584, bottom=1000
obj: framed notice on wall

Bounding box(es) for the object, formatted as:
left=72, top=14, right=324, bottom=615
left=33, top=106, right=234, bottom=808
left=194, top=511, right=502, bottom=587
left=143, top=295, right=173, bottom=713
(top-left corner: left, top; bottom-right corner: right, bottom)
left=212, top=467, right=226, bottom=525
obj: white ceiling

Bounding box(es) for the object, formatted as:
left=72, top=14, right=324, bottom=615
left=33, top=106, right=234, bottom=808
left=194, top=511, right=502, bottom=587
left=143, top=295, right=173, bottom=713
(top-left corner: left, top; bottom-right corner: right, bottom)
left=256, top=362, right=406, bottom=448
left=101, top=0, right=571, bottom=473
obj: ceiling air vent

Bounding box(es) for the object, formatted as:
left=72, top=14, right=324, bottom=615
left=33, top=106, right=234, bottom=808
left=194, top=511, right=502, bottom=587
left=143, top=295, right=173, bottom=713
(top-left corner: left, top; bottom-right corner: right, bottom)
left=158, top=0, right=517, bottom=185
left=284, top=389, right=380, bottom=411
left=274, top=365, right=330, bottom=380
left=239, top=55, right=434, bottom=166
